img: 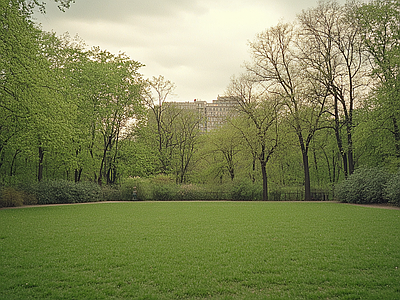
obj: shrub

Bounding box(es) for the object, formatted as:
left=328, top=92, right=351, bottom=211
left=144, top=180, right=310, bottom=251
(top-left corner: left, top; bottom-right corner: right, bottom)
left=384, top=171, right=400, bottom=207
left=152, top=183, right=178, bottom=201
left=176, top=184, right=205, bottom=200
left=335, top=167, right=389, bottom=204
left=269, top=190, right=282, bottom=201
left=119, top=177, right=147, bottom=201
left=231, top=179, right=262, bottom=201
left=101, top=185, right=122, bottom=201
left=35, top=180, right=101, bottom=204
left=21, top=191, right=38, bottom=205
left=0, top=187, right=25, bottom=207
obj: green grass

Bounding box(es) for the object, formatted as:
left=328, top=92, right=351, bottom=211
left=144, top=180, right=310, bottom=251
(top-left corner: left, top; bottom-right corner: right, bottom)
left=1, top=202, right=399, bottom=299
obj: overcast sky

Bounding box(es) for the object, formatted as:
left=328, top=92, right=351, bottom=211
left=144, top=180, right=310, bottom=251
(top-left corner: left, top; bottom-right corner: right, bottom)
left=34, top=0, right=333, bottom=102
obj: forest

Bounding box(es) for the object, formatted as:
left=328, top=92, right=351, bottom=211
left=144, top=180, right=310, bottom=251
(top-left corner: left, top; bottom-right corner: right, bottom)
left=1, top=0, right=399, bottom=204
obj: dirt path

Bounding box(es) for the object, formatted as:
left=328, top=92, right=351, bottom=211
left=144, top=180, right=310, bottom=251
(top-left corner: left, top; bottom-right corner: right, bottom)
left=1, top=201, right=399, bottom=210
left=344, top=203, right=400, bottom=210
left=0, top=201, right=132, bottom=210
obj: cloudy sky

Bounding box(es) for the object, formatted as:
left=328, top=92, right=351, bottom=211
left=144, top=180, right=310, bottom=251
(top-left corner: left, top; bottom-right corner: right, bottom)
left=34, top=0, right=330, bottom=102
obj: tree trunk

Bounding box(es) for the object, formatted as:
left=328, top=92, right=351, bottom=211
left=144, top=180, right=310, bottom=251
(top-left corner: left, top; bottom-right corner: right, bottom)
left=346, top=123, right=355, bottom=175
left=10, top=149, right=20, bottom=177
left=74, top=168, right=82, bottom=183
left=302, top=150, right=311, bottom=201
left=261, top=161, right=268, bottom=201
left=393, top=116, right=400, bottom=158
left=297, top=133, right=311, bottom=201
left=38, top=146, right=44, bottom=182
left=333, top=96, right=348, bottom=178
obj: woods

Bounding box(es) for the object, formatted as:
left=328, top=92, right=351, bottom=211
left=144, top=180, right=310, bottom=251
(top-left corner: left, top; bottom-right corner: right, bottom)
left=1, top=0, right=399, bottom=202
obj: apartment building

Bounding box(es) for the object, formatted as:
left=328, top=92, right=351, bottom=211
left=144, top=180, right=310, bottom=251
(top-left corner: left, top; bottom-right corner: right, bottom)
left=172, top=96, right=238, bottom=132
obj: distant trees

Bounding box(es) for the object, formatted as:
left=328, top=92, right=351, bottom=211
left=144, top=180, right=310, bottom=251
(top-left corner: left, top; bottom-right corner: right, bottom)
left=141, top=77, right=202, bottom=183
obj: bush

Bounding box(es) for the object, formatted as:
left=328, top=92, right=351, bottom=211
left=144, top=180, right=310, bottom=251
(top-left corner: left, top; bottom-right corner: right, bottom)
left=335, top=167, right=389, bottom=204
left=231, top=179, right=262, bottom=201
left=35, top=180, right=102, bottom=204
left=152, top=183, right=178, bottom=201
left=119, top=177, right=149, bottom=201
left=21, top=191, right=38, bottom=205
left=101, top=185, right=122, bottom=201
left=384, top=171, right=400, bottom=207
left=0, top=187, right=24, bottom=207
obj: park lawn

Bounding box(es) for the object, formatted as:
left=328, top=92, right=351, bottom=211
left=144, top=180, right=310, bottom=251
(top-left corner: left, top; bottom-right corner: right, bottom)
left=0, top=201, right=399, bottom=299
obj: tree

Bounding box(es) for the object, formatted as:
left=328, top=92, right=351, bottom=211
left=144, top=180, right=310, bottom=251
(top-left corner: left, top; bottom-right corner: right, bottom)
left=0, top=0, right=40, bottom=181
left=247, top=23, right=328, bottom=200
left=227, top=75, right=280, bottom=201
left=354, top=0, right=400, bottom=160
left=297, top=1, right=369, bottom=177
left=0, top=2, right=77, bottom=183
left=142, top=75, right=177, bottom=174
left=85, top=48, right=143, bottom=185
left=171, top=107, right=202, bottom=183
left=206, top=124, right=242, bottom=182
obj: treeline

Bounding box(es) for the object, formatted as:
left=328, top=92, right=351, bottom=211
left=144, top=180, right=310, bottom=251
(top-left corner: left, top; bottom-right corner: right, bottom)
left=1, top=0, right=399, bottom=204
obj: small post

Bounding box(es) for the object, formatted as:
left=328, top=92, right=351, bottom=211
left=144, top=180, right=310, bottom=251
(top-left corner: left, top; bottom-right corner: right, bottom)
left=132, top=187, right=137, bottom=201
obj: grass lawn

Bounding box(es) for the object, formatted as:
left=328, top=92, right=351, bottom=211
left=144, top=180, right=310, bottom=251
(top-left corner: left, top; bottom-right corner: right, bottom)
left=1, top=201, right=399, bottom=299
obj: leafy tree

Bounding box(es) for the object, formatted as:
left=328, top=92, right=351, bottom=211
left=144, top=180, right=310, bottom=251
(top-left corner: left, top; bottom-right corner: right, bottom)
left=204, top=123, right=242, bottom=182
left=85, top=48, right=143, bottom=185
left=354, top=0, right=400, bottom=161
left=0, top=2, right=76, bottom=183
left=0, top=0, right=41, bottom=181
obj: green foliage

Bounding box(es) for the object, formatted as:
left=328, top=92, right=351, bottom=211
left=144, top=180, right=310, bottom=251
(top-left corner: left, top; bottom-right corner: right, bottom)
left=335, top=167, right=389, bottom=204
left=384, top=171, right=400, bottom=206
left=231, top=179, right=263, bottom=201
left=100, top=185, right=122, bottom=201
left=152, top=182, right=178, bottom=201
left=0, top=187, right=24, bottom=207
left=34, top=180, right=102, bottom=204
left=0, top=187, right=37, bottom=207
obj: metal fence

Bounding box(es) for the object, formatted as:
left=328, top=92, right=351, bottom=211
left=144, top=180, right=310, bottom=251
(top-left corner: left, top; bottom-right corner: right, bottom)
left=269, top=190, right=332, bottom=201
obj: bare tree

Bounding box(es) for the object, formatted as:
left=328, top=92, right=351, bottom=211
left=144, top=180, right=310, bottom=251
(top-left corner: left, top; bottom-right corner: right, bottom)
left=227, top=74, right=280, bottom=201
left=142, top=75, right=177, bottom=173
left=247, top=23, right=328, bottom=200
left=297, top=0, right=369, bottom=176
left=171, top=107, right=202, bottom=183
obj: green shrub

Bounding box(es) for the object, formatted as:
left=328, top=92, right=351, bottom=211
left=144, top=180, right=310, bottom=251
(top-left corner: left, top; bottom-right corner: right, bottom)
left=176, top=184, right=201, bottom=200
left=335, top=167, right=389, bottom=204
left=152, top=183, right=178, bottom=201
left=21, top=191, right=38, bottom=205
left=119, top=177, right=145, bottom=201
left=231, top=179, right=262, bottom=201
left=269, top=190, right=282, bottom=201
left=35, top=180, right=101, bottom=204
left=101, top=185, right=122, bottom=201
left=0, top=187, right=24, bottom=207
left=384, top=171, right=400, bottom=206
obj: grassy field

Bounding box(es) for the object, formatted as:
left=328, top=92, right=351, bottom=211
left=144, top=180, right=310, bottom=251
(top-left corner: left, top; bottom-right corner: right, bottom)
left=0, top=201, right=399, bottom=299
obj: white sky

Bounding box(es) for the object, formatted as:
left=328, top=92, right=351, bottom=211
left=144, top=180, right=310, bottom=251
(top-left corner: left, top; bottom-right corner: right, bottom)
left=34, top=0, right=336, bottom=102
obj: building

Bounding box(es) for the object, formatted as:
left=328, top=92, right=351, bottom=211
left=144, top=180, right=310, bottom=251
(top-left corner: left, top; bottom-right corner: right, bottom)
left=172, top=96, right=238, bottom=132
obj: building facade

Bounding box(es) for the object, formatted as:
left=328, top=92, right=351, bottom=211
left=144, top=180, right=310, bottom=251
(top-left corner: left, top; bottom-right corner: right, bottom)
left=172, top=96, right=238, bottom=132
